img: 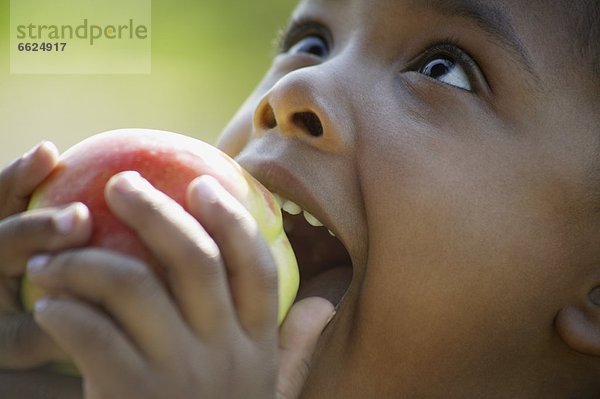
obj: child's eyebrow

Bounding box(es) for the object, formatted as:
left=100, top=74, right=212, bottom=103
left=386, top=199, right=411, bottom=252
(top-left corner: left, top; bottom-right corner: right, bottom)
left=408, top=0, right=540, bottom=82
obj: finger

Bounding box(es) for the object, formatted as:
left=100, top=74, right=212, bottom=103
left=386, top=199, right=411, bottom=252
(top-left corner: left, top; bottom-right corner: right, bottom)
left=0, top=313, right=66, bottom=369
left=187, top=175, right=279, bottom=339
left=33, top=297, right=145, bottom=386
left=277, top=297, right=335, bottom=399
left=0, top=142, right=59, bottom=219
left=104, top=171, right=237, bottom=338
left=0, top=203, right=91, bottom=277
left=26, top=249, right=188, bottom=363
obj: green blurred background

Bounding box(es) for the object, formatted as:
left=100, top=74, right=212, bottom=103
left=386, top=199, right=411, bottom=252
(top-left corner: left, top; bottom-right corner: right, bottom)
left=0, top=0, right=296, bottom=165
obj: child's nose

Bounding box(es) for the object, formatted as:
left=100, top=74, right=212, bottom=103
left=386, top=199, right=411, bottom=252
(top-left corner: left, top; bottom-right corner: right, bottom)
left=252, top=69, right=348, bottom=152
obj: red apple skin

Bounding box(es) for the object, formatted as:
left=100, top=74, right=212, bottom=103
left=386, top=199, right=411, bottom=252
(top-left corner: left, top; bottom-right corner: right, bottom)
left=23, top=129, right=299, bottom=324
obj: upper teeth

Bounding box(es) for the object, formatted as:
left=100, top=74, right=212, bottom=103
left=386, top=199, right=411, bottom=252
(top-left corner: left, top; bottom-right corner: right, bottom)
left=275, top=194, right=334, bottom=235
left=302, top=210, right=324, bottom=227
left=282, top=199, right=302, bottom=215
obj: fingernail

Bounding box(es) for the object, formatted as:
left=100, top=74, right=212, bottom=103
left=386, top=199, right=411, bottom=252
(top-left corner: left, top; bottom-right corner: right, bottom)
left=110, top=171, right=148, bottom=194
left=53, top=203, right=87, bottom=235
left=21, top=142, right=43, bottom=164
left=27, top=255, right=50, bottom=273
left=193, top=175, right=221, bottom=203
left=37, top=141, right=58, bottom=157
left=34, top=297, right=50, bottom=312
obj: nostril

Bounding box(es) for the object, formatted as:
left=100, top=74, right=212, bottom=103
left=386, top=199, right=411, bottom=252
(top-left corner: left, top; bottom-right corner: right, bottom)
left=293, top=112, right=324, bottom=137
left=259, top=104, right=277, bottom=130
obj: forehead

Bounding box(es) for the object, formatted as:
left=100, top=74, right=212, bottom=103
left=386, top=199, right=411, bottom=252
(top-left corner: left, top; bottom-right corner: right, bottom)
left=295, top=0, right=549, bottom=18
left=294, top=0, right=533, bottom=22
left=292, top=0, right=546, bottom=45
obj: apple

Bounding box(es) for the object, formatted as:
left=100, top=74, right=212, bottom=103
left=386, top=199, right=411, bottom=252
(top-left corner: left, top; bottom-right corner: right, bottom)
left=21, top=129, right=299, bottom=373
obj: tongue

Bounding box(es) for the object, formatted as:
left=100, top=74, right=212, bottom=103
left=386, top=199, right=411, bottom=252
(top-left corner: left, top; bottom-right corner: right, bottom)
left=295, top=266, right=353, bottom=306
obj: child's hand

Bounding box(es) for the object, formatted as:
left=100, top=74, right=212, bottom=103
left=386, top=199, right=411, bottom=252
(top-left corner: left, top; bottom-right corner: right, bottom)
left=27, top=172, right=334, bottom=399
left=0, top=142, right=92, bottom=370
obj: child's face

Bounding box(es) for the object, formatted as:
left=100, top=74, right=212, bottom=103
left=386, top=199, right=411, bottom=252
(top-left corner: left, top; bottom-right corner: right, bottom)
left=218, top=0, right=599, bottom=396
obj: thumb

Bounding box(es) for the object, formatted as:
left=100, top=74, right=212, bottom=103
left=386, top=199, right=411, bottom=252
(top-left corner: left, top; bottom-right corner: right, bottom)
left=277, top=297, right=335, bottom=399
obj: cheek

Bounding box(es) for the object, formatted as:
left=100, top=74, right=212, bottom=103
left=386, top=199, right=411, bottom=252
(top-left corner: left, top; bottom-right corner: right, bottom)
left=360, top=97, right=576, bottom=279
left=217, top=103, right=255, bottom=157
left=364, top=127, right=570, bottom=292
left=216, top=69, right=282, bottom=157
left=352, top=113, right=577, bottom=370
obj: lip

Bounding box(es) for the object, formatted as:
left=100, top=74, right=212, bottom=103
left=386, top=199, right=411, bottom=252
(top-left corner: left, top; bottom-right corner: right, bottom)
left=238, top=153, right=337, bottom=240
left=260, top=160, right=322, bottom=213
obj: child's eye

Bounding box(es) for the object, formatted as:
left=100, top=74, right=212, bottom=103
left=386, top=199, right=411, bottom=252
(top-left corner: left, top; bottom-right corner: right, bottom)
left=412, top=43, right=481, bottom=92
left=419, top=56, right=471, bottom=91
left=287, top=35, right=329, bottom=58
left=278, top=19, right=332, bottom=60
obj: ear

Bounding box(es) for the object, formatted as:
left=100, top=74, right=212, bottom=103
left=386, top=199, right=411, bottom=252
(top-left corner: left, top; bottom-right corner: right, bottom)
left=555, top=286, right=600, bottom=356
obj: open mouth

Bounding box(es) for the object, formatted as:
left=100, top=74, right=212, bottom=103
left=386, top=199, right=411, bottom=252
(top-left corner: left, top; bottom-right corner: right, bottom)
left=273, top=194, right=353, bottom=308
